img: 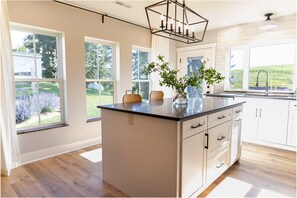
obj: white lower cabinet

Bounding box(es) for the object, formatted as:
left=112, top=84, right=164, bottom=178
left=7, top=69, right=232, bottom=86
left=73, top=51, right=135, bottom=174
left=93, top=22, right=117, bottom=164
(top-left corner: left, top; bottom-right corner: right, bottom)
left=207, top=147, right=230, bottom=185
left=230, top=106, right=242, bottom=165
left=287, top=101, right=296, bottom=147
left=182, top=131, right=206, bottom=198
left=181, top=105, right=243, bottom=197
left=239, top=98, right=290, bottom=146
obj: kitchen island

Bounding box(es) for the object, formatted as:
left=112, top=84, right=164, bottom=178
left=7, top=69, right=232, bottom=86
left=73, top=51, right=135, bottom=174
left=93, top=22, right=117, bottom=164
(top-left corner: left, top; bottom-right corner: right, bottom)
left=98, top=98, right=245, bottom=197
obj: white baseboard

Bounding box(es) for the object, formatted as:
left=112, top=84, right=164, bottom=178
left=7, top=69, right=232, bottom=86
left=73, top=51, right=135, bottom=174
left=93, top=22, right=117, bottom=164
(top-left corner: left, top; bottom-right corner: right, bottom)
left=21, top=137, right=102, bottom=165
left=242, top=137, right=296, bottom=152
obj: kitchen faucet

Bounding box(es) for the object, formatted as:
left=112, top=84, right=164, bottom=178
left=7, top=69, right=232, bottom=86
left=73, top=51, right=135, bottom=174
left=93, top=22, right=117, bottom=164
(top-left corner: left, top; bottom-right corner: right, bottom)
left=255, top=70, right=269, bottom=95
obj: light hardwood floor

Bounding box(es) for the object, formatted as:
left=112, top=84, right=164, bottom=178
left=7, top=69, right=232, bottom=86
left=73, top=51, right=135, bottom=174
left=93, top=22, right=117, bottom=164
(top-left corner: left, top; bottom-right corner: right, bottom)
left=1, top=143, right=296, bottom=197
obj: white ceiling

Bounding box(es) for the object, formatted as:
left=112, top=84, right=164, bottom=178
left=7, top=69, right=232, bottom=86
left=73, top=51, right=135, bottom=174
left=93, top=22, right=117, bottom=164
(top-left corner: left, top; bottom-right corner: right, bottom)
left=62, top=0, right=296, bottom=31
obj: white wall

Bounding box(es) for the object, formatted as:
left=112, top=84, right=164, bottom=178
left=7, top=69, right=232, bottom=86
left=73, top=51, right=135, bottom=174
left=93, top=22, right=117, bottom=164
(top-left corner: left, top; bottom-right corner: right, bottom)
left=7, top=1, right=151, bottom=163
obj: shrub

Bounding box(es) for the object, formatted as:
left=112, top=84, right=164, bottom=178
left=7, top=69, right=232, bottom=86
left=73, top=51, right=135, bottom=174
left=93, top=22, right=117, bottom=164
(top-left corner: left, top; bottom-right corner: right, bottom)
left=39, top=92, right=60, bottom=114
left=15, top=95, right=36, bottom=124
left=16, top=92, right=60, bottom=123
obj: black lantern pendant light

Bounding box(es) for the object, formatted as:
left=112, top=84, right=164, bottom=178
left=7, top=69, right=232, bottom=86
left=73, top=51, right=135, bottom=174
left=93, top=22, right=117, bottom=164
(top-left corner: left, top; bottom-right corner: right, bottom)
left=145, top=0, right=208, bottom=44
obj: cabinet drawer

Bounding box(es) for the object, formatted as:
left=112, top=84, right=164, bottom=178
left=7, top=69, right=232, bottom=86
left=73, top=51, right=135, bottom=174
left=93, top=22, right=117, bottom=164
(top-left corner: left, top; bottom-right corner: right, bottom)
left=208, top=109, right=232, bottom=128
left=182, top=115, right=207, bottom=139
left=207, top=147, right=230, bottom=185
left=207, top=121, right=231, bottom=159
left=233, top=105, right=243, bottom=118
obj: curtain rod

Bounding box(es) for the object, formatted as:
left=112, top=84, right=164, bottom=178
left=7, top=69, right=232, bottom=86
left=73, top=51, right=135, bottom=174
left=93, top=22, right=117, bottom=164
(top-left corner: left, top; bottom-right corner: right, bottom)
left=53, top=0, right=150, bottom=30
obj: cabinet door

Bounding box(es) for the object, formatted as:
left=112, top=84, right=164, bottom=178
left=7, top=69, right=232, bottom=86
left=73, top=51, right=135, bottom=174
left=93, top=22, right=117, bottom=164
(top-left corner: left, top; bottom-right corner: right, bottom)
left=287, top=101, right=296, bottom=147
left=258, top=100, right=289, bottom=145
left=240, top=98, right=258, bottom=139
left=230, top=118, right=242, bottom=165
left=182, top=131, right=205, bottom=198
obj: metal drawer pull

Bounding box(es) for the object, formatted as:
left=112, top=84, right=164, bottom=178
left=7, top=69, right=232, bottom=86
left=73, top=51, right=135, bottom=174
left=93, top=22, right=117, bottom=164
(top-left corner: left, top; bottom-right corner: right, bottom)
left=216, top=162, right=224, bottom=169
left=217, top=136, right=226, bottom=141
left=235, top=118, right=241, bottom=122
left=205, top=133, right=209, bottom=149
left=191, top=123, right=204, bottom=129
left=235, top=110, right=242, bottom=113
left=218, top=115, right=226, bottom=120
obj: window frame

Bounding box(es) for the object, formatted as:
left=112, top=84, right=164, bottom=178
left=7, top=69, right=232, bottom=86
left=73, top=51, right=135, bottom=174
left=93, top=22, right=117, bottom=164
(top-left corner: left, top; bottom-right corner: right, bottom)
left=132, top=46, right=151, bottom=100
left=225, top=41, right=296, bottom=93
left=11, top=25, right=66, bottom=133
left=85, top=37, right=117, bottom=121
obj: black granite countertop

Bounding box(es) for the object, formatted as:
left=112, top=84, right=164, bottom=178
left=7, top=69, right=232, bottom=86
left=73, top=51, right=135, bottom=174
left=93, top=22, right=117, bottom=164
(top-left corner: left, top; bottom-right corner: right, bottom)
left=205, top=92, right=296, bottom=100
left=97, top=98, right=245, bottom=121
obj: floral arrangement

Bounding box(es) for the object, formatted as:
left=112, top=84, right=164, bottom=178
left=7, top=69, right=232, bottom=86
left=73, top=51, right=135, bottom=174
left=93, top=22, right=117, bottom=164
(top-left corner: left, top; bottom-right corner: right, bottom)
left=145, top=55, right=224, bottom=101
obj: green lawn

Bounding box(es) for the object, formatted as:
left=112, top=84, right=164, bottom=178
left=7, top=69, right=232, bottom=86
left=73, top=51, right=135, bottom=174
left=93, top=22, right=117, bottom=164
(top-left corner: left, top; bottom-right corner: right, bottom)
left=231, top=65, right=293, bottom=90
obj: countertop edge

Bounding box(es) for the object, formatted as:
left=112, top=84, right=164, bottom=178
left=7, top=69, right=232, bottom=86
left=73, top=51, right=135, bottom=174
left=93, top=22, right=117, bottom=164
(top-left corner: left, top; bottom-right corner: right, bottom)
left=205, top=93, right=296, bottom=100
left=98, top=106, right=181, bottom=121
left=98, top=101, right=245, bottom=122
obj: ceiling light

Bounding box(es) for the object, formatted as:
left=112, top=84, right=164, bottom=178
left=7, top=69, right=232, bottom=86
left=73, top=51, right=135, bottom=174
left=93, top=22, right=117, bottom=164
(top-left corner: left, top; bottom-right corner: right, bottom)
left=259, top=13, right=278, bottom=30
left=145, top=0, right=208, bottom=44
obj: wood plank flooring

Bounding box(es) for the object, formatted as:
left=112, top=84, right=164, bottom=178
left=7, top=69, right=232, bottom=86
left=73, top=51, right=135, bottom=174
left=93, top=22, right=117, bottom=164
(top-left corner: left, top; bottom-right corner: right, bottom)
left=1, top=143, right=296, bottom=197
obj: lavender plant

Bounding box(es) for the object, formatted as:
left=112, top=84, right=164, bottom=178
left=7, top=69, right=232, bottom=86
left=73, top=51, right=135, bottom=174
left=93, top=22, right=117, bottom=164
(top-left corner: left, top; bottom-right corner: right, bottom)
left=16, top=92, right=60, bottom=123
left=15, top=95, right=36, bottom=123
left=39, top=92, right=60, bottom=114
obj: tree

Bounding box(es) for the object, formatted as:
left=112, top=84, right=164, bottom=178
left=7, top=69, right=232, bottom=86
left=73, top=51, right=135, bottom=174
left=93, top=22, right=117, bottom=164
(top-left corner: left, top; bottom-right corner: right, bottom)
left=24, top=34, right=58, bottom=78
left=85, top=42, right=112, bottom=80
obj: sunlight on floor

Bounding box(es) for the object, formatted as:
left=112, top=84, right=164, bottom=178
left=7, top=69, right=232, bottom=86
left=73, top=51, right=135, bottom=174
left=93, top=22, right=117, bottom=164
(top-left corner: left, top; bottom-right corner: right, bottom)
left=80, top=148, right=102, bottom=163
left=206, top=177, right=252, bottom=197
left=257, top=189, right=288, bottom=197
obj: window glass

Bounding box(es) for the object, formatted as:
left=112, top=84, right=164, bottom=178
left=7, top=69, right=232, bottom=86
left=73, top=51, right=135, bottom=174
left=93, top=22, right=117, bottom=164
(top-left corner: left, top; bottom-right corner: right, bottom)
left=85, top=40, right=115, bottom=119
left=249, top=43, right=295, bottom=91
left=229, top=49, right=244, bottom=90
left=132, top=48, right=150, bottom=100
left=12, top=28, right=64, bottom=131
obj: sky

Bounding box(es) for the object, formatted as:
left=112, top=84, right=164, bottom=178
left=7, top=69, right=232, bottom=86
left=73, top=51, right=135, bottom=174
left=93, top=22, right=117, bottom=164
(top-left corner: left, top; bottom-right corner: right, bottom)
left=231, top=43, right=295, bottom=69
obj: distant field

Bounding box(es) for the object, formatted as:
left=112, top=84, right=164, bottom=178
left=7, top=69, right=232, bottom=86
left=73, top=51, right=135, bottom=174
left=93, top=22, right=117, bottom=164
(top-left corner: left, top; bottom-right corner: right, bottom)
left=230, top=65, right=294, bottom=90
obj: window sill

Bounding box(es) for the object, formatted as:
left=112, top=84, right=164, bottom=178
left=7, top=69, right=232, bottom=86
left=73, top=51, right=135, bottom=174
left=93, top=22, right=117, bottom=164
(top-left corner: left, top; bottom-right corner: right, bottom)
left=86, top=117, right=101, bottom=123
left=17, top=123, right=68, bottom=135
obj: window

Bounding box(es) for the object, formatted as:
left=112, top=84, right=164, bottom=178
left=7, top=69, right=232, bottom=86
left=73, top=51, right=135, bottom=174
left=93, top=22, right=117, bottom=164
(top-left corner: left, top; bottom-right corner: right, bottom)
left=11, top=27, right=64, bottom=132
left=85, top=38, right=115, bottom=119
left=227, top=43, right=295, bottom=92
left=228, top=49, right=244, bottom=90
left=132, top=48, right=150, bottom=100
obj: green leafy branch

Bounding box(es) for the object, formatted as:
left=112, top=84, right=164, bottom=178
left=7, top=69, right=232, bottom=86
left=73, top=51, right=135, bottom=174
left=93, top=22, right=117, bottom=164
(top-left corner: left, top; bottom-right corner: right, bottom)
left=145, top=55, right=224, bottom=98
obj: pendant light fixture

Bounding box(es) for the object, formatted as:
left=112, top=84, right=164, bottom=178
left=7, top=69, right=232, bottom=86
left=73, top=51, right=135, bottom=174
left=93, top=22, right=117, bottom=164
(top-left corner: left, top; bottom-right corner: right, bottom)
left=145, top=0, right=208, bottom=44
left=258, top=13, right=278, bottom=30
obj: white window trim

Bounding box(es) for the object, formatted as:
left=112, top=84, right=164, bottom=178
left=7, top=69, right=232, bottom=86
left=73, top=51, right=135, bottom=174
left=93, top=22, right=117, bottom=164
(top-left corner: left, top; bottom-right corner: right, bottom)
left=132, top=46, right=151, bottom=98
left=225, top=41, right=296, bottom=93
left=85, top=37, right=117, bottom=120
left=11, top=25, right=66, bottom=132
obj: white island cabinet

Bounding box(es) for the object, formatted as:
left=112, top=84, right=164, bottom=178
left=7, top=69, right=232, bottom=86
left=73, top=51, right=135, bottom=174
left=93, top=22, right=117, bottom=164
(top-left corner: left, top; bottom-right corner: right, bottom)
left=99, top=98, right=245, bottom=197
